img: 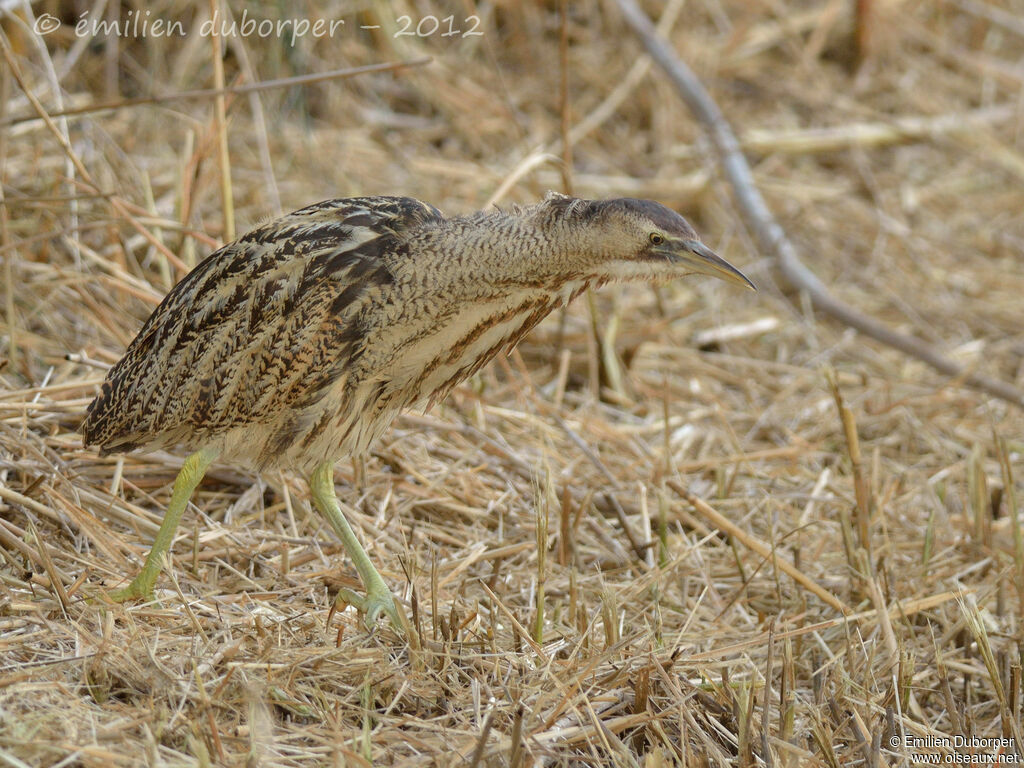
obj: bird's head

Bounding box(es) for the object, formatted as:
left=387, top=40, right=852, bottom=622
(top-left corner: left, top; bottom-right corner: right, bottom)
left=542, top=193, right=755, bottom=291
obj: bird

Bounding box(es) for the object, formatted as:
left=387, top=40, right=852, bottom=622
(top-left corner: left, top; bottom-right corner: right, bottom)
left=82, top=192, right=754, bottom=630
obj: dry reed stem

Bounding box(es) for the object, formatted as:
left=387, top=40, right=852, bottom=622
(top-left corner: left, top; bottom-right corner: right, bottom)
left=668, top=480, right=849, bottom=614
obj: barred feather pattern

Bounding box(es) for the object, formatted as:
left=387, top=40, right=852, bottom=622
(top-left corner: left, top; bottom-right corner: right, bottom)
left=83, top=193, right=731, bottom=473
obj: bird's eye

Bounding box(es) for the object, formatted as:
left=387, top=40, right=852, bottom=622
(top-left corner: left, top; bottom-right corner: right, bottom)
left=649, top=232, right=665, bottom=245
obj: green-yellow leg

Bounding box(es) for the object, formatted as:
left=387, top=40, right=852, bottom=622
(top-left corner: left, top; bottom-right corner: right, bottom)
left=109, top=446, right=219, bottom=602
left=309, top=461, right=405, bottom=631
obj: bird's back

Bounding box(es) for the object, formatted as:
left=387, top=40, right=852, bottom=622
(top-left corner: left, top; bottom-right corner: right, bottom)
left=82, top=197, right=443, bottom=469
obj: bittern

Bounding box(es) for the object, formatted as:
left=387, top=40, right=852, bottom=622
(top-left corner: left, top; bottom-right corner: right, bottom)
left=83, top=193, right=753, bottom=629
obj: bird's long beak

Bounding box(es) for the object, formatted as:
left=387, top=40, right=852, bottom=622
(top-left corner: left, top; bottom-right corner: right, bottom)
left=677, top=240, right=756, bottom=291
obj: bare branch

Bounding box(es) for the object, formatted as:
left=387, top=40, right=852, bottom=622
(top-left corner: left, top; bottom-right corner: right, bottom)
left=615, top=0, right=1024, bottom=409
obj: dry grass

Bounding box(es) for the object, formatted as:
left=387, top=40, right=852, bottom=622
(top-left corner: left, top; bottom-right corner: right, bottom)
left=1, top=0, right=1023, bottom=765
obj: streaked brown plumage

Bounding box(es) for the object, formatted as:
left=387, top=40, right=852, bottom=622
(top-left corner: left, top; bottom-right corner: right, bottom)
left=83, top=192, right=753, bottom=629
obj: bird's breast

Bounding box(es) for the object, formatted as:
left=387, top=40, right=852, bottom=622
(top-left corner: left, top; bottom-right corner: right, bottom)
left=371, top=280, right=589, bottom=406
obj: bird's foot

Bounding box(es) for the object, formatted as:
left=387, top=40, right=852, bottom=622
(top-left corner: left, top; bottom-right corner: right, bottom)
left=105, top=573, right=156, bottom=603
left=332, top=586, right=406, bottom=633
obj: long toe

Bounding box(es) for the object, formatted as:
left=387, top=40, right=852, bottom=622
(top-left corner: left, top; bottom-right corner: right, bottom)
left=335, top=587, right=405, bottom=633
left=107, top=578, right=154, bottom=603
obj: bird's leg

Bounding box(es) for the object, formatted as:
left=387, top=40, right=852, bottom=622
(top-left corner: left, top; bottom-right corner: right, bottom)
left=108, top=446, right=218, bottom=602
left=308, top=461, right=405, bottom=632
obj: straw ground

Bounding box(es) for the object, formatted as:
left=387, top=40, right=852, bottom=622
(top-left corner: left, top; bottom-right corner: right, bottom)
left=1, top=1, right=1022, bottom=765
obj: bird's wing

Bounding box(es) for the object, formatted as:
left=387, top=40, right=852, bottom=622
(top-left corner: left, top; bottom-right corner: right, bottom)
left=82, top=197, right=442, bottom=454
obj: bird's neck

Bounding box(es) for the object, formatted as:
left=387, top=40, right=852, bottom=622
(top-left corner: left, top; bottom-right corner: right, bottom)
left=430, top=208, right=595, bottom=291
